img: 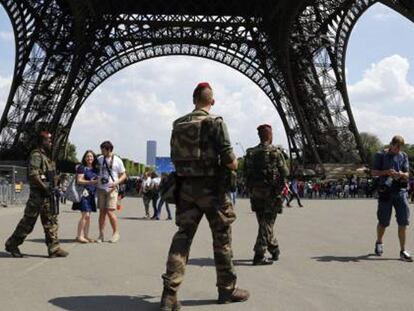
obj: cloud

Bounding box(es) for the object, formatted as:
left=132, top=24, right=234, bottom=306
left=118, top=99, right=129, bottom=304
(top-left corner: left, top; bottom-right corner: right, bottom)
left=353, top=107, right=414, bottom=145
left=348, top=55, right=414, bottom=114
left=0, top=31, right=13, bottom=42
left=69, top=56, right=287, bottom=163
left=348, top=54, right=414, bottom=143
left=369, top=4, right=396, bottom=21
left=0, top=74, right=11, bottom=114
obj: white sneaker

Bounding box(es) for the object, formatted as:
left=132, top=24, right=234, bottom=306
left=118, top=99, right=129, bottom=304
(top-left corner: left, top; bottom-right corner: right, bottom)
left=400, top=250, right=413, bottom=262
left=109, top=232, right=120, bottom=243
left=96, top=235, right=104, bottom=243
left=375, top=242, right=383, bottom=256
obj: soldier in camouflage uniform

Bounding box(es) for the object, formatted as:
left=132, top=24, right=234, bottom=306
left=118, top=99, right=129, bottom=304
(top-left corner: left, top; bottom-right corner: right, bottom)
left=4, top=131, right=68, bottom=258
left=244, top=124, right=289, bottom=265
left=160, top=82, right=249, bottom=311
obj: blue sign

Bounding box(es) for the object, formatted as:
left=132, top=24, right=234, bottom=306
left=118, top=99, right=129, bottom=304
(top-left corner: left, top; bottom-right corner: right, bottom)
left=155, top=157, right=174, bottom=174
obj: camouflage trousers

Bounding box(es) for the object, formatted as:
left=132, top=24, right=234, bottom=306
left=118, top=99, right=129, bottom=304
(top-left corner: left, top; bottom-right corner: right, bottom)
left=6, top=191, right=60, bottom=255
left=250, top=194, right=281, bottom=256
left=162, top=178, right=237, bottom=292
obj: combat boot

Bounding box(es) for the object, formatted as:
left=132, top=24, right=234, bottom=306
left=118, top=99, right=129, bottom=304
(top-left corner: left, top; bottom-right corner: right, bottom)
left=160, top=288, right=181, bottom=311
left=252, top=253, right=273, bottom=265
left=218, top=287, right=250, bottom=304
left=49, top=248, right=69, bottom=258
left=270, top=247, right=280, bottom=261
left=5, top=241, right=23, bottom=258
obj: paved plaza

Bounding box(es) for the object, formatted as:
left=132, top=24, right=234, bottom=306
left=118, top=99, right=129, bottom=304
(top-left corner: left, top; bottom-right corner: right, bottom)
left=1, top=197, right=414, bottom=311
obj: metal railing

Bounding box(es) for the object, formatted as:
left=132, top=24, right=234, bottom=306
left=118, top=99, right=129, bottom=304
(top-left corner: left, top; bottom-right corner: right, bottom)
left=0, top=183, right=30, bottom=206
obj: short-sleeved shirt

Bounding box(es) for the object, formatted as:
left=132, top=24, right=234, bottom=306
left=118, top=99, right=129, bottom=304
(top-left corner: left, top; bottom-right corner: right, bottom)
left=141, top=177, right=152, bottom=193
left=151, top=177, right=161, bottom=189
left=372, top=150, right=409, bottom=192
left=28, top=148, right=56, bottom=190
left=97, top=155, right=126, bottom=191
left=76, top=165, right=98, bottom=195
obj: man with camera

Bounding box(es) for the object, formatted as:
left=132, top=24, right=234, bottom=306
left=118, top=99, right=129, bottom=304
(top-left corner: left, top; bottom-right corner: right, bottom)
left=371, top=135, right=412, bottom=262
left=96, top=141, right=127, bottom=243
left=5, top=131, right=68, bottom=258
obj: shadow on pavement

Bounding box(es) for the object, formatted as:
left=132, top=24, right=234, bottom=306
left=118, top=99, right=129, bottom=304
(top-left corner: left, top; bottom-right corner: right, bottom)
left=188, top=257, right=254, bottom=267
left=0, top=251, right=48, bottom=258
left=312, top=254, right=400, bottom=262
left=49, top=295, right=159, bottom=311
left=232, top=259, right=254, bottom=266
left=187, top=257, right=214, bottom=266
left=119, top=216, right=152, bottom=221
left=27, top=238, right=76, bottom=244
left=181, top=299, right=218, bottom=306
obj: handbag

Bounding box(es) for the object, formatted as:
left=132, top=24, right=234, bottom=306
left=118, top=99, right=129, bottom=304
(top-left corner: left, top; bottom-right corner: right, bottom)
left=65, top=176, right=84, bottom=203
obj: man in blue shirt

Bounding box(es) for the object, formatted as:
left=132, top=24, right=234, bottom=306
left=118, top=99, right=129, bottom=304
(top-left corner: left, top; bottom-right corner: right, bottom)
left=287, top=177, right=303, bottom=208
left=371, top=135, right=412, bottom=262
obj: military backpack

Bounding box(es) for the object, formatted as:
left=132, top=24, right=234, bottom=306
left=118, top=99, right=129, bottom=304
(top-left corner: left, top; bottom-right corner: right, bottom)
left=171, top=113, right=220, bottom=177
left=244, top=145, right=284, bottom=191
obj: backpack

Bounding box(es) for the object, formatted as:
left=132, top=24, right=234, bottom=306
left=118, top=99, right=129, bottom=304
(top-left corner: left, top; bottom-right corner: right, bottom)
left=245, top=145, right=282, bottom=190
left=171, top=113, right=219, bottom=177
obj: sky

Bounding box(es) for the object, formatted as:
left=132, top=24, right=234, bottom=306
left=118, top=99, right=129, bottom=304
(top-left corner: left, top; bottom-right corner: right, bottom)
left=1, top=3, right=414, bottom=163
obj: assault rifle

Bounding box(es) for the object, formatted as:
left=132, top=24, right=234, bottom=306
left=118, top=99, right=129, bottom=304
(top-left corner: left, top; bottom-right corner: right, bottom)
left=47, top=171, right=60, bottom=215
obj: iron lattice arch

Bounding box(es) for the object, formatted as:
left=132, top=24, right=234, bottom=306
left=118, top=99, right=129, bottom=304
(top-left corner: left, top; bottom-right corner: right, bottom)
left=1, top=0, right=414, bottom=169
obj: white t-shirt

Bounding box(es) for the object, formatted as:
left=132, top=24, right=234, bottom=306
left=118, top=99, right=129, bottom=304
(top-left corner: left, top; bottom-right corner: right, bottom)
left=151, top=177, right=161, bottom=189
left=141, top=177, right=152, bottom=193
left=97, top=154, right=126, bottom=191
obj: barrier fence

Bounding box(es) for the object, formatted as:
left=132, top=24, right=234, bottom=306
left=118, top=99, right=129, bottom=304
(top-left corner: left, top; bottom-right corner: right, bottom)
left=0, top=183, right=30, bottom=206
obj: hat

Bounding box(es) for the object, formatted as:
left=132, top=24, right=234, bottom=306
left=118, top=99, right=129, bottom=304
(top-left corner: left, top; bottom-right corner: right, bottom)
left=195, top=82, right=212, bottom=89
left=39, top=131, right=52, bottom=139
left=257, top=124, right=272, bottom=132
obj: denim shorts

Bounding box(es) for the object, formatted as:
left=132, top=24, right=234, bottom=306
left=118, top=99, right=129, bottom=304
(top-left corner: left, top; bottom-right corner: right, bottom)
left=377, top=191, right=410, bottom=227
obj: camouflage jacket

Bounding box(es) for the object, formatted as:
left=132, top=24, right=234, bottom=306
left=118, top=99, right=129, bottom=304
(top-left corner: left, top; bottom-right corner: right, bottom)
left=28, top=148, right=56, bottom=191
left=244, top=142, right=289, bottom=194
left=171, top=108, right=235, bottom=177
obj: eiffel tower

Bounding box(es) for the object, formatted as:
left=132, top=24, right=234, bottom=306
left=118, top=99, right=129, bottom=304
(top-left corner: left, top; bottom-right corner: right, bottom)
left=1, top=0, right=413, bottom=170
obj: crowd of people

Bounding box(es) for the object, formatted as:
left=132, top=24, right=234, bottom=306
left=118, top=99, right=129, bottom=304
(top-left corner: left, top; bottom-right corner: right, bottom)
left=3, top=82, right=413, bottom=311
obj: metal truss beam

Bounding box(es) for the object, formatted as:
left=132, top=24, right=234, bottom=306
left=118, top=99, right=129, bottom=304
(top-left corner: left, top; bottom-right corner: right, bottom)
left=0, top=0, right=413, bottom=170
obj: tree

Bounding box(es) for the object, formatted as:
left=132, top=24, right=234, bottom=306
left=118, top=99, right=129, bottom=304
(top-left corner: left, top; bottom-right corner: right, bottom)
left=64, top=141, right=79, bottom=163
left=359, top=132, right=383, bottom=164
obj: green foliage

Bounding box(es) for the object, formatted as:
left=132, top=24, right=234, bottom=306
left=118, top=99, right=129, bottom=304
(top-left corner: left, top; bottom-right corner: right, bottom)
left=65, top=142, right=78, bottom=163
left=122, top=158, right=145, bottom=176
left=236, top=157, right=244, bottom=178
left=58, top=141, right=78, bottom=163
left=401, top=144, right=414, bottom=175
left=359, top=132, right=383, bottom=164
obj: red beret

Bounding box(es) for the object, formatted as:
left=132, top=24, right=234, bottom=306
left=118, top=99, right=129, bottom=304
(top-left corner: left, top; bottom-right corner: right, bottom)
left=196, top=82, right=212, bottom=89
left=193, top=82, right=213, bottom=100
left=39, top=131, right=52, bottom=138
left=257, top=124, right=272, bottom=131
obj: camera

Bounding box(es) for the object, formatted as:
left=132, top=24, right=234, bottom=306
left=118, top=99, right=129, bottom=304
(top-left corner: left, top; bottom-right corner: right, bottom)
left=101, top=177, right=109, bottom=185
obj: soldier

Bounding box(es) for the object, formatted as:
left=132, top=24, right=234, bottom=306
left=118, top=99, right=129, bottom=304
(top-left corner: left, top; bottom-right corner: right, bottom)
left=160, top=82, right=249, bottom=310
left=244, top=124, right=289, bottom=265
left=4, top=131, right=68, bottom=258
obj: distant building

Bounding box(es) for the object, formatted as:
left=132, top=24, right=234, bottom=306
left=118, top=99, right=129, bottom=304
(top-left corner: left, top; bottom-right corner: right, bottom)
left=155, top=157, right=174, bottom=174
left=146, top=140, right=157, bottom=166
